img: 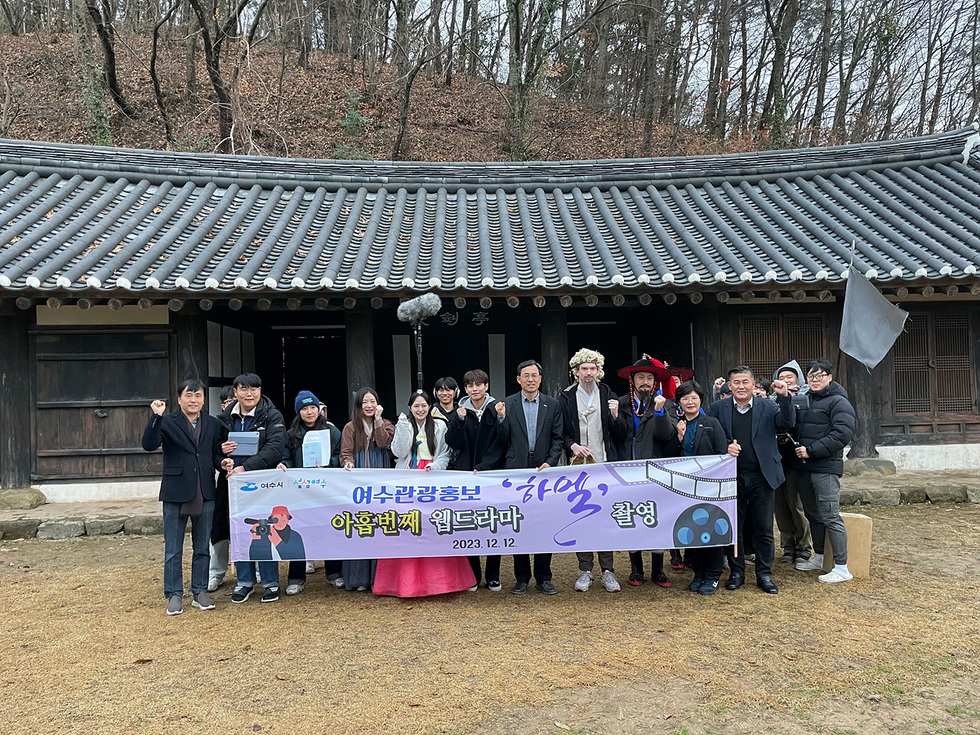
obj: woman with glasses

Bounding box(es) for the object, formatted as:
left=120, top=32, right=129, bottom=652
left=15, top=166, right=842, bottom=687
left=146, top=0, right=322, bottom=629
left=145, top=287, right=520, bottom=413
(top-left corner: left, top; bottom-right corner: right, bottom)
left=373, top=389, right=477, bottom=597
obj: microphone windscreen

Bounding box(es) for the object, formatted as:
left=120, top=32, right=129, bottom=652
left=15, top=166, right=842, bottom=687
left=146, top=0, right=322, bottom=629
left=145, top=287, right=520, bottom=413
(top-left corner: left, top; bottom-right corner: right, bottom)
left=397, top=292, right=443, bottom=323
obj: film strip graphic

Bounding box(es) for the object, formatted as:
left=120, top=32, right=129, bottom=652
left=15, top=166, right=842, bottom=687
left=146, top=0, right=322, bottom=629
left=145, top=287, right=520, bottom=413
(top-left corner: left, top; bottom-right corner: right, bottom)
left=606, top=456, right=737, bottom=500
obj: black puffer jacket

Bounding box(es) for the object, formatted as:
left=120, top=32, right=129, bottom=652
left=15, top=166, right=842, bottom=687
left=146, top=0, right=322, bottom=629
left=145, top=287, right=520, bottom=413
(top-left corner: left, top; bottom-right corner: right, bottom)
left=794, top=381, right=855, bottom=476
left=217, top=395, right=287, bottom=471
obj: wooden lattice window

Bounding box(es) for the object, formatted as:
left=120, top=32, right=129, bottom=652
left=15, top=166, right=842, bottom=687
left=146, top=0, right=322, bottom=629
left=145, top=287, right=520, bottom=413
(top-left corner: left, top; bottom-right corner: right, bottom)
left=893, top=313, right=975, bottom=415
left=739, top=314, right=827, bottom=381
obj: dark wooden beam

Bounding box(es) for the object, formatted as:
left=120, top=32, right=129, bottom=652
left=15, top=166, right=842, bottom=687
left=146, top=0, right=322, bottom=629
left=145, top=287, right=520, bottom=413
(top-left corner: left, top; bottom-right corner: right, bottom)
left=663, top=293, right=677, bottom=305
left=559, top=295, right=573, bottom=308
left=540, top=307, right=567, bottom=398
left=715, top=291, right=729, bottom=303
left=45, top=297, right=62, bottom=310
left=479, top=297, right=492, bottom=309
left=315, top=298, right=329, bottom=310
left=172, top=312, right=210, bottom=384
left=287, top=298, right=303, bottom=311
left=584, top=295, right=598, bottom=307
left=15, top=297, right=32, bottom=310
left=256, top=298, right=272, bottom=311
left=454, top=297, right=466, bottom=309
left=167, top=298, right=184, bottom=312
left=611, top=294, right=625, bottom=307
left=844, top=353, right=880, bottom=458
left=346, top=306, right=375, bottom=413
left=506, top=296, right=520, bottom=308
left=638, top=294, right=652, bottom=306
left=0, top=309, right=31, bottom=488
left=533, top=295, right=547, bottom=308
left=138, top=298, right=154, bottom=310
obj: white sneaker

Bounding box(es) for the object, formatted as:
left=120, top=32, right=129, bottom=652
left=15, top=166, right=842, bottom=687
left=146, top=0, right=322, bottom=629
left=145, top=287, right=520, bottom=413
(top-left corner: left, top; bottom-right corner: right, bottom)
left=332, top=576, right=345, bottom=588
left=207, top=576, right=223, bottom=593
left=305, top=561, right=315, bottom=574
left=467, top=584, right=479, bottom=592
left=601, top=570, right=621, bottom=592
left=796, top=558, right=824, bottom=571
left=574, top=570, right=593, bottom=592
left=285, top=583, right=304, bottom=595
left=818, top=569, right=853, bottom=584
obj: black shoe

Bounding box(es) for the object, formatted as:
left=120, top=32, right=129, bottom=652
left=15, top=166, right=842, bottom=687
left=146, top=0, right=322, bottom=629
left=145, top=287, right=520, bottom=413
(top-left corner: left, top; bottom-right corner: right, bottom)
left=535, top=580, right=557, bottom=595
left=757, top=575, right=779, bottom=594
left=231, top=585, right=254, bottom=603
left=779, top=553, right=794, bottom=564
left=725, top=573, right=744, bottom=590
left=688, top=576, right=704, bottom=592
left=261, top=586, right=280, bottom=603
left=512, top=581, right=529, bottom=595
left=698, top=580, right=719, bottom=596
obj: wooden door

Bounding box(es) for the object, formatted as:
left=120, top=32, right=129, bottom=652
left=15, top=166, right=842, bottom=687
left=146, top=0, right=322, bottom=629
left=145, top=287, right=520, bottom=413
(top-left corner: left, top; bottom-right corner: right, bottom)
left=32, top=330, right=172, bottom=480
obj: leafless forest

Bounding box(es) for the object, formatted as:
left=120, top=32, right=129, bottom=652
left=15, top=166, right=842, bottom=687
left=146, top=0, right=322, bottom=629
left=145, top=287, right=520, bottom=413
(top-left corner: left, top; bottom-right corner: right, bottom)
left=1, top=0, right=978, bottom=160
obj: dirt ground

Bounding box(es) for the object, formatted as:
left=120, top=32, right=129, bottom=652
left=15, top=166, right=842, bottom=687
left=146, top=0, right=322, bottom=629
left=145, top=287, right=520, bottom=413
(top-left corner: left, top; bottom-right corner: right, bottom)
left=1, top=503, right=978, bottom=735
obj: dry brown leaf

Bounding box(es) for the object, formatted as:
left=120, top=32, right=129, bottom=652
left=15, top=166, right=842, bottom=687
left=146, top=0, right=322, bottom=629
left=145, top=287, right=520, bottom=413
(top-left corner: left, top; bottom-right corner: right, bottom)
left=665, top=711, right=675, bottom=719
left=133, top=658, right=152, bottom=664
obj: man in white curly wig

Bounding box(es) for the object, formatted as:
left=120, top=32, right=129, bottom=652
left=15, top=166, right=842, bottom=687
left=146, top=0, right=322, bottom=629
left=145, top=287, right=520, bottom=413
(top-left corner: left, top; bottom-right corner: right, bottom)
left=557, top=348, right=629, bottom=593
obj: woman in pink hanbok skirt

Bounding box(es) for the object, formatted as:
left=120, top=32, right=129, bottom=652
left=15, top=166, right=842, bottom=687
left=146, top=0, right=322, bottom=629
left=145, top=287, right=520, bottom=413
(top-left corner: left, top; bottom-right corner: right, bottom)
left=374, top=390, right=477, bottom=598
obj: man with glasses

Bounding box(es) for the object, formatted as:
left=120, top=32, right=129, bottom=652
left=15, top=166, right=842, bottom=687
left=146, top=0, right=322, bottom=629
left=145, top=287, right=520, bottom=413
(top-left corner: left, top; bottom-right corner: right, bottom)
left=792, top=359, right=856, bottom=584
left=217, top=373, right=287, bottom=603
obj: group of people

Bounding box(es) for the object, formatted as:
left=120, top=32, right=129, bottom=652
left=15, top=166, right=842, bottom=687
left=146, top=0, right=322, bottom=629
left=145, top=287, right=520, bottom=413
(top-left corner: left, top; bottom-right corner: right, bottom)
left=142, top=347, right=857, bottom=615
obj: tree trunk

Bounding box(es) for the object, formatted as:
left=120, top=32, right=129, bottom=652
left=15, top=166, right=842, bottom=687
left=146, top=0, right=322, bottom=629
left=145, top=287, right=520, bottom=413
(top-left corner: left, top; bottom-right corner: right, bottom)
left=83, top=0, right=135, bottom=117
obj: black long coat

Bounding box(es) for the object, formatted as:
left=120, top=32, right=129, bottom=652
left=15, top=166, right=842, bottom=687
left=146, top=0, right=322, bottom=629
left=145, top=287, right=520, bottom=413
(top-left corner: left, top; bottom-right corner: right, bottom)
left=142, top=410, right=226, bottom=503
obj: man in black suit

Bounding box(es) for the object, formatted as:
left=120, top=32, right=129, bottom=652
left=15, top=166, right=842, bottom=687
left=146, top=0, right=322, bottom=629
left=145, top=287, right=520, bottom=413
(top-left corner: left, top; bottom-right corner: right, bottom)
left=496, top=360, right=564, bottom=595
left=708, top=365, right=794, bottom=595
left=142, top=378, right=227, bottom=616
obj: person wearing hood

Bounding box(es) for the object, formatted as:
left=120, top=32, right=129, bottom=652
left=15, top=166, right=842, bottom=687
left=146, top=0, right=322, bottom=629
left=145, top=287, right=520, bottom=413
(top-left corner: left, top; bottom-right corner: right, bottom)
left=791, top=359, right=856, bottom=584
left=217, top=373, right=288, bottom=604
left=771, top=360, right=814, bottom=566
left=445, top=369, right=506, bottom=590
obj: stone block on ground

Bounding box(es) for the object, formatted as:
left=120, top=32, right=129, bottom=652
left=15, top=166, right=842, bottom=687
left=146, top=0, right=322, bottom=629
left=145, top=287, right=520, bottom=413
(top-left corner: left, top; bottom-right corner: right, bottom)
left=968, top=486, right=980, bottom=504
left=823, top=512, right=872, bottom=579
left=843, top=458, right=897, bottom=476
left=899, top=486, right=927, bottom=504
left=924, top=485, right=969, bottom=503
left=86, top=518, right=125, bottom=536
left=855, top=487, right=901, bottom=506
left=124, top=514, right=164, bottom=535
left=840, top=488, right=863, bottom=505
left=37, top=518, right=86, bottom=540
left=0, top=488, right=47, bottom=510
left=0, top=519, right=41, bottom=540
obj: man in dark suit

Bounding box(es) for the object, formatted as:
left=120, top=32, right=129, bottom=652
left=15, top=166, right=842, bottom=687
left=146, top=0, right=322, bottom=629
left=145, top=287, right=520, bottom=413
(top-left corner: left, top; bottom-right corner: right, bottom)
left=708, top=365, right=794, bottom=595
left=142, top=378, right=227, bottom=616
left=496, top=360, right=564, bottom=595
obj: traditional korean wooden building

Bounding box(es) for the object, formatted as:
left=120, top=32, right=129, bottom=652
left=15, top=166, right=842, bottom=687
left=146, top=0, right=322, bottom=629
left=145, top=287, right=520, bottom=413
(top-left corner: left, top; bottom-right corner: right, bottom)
left=2, top=126, right=979, bottom=499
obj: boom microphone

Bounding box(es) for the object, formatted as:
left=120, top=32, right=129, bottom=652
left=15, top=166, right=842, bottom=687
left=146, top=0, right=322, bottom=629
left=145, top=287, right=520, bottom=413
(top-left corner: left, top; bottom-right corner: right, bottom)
left=397, top=292, right=442, bottom=325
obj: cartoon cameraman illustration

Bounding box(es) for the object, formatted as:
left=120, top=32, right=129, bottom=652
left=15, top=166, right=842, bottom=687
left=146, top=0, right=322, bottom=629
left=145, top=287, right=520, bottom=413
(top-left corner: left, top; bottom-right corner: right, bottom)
left=246, top=505, right=306, bottom=562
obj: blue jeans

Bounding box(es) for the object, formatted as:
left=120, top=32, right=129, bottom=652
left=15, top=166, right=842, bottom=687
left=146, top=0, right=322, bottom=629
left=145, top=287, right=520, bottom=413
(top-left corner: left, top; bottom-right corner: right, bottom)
left=235, top=559, right=280, bottom=590
left=163, top=500, right=215, bottom=598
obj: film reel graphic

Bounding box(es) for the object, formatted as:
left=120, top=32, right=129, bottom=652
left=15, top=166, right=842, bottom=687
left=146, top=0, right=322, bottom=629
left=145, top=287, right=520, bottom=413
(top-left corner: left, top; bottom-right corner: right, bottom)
left=673, top=502, right=733, bottom=548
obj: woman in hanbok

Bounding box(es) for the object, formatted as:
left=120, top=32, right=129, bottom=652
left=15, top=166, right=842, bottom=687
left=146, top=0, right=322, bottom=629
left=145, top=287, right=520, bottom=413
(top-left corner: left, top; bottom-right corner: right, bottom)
left=374, top=390, right=477, bottom=597
left=340, top=387, right=394, bottom=590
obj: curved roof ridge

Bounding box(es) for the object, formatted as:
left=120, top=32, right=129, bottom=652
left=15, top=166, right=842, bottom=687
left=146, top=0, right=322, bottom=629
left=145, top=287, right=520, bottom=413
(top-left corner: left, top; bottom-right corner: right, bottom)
left=0, top=126, right=975, bottom=190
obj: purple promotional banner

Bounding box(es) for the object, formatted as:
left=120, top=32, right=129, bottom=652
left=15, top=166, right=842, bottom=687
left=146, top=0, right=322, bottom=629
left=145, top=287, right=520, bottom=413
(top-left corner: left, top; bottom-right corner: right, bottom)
left=228, top=456, right=738, bottom=562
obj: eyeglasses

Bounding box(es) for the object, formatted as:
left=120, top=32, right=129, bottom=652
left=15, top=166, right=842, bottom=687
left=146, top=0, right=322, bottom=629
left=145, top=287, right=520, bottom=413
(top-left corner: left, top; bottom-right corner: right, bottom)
left=806, top=372, right=829, bottom=381
left=235, top=387, right=260, bottom=395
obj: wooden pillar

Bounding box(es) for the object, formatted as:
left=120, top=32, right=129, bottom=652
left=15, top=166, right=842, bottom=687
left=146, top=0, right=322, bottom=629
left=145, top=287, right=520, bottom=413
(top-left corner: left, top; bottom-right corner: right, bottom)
left=540, top=307, right=568, bottom=398
left=172, top=308, right=210, bottom=386
left=844, top=353, right=880, bottom=458
left=692, top=305, right=724, bottom=393
left=345, top=305, right=375, bottom=413
left=0, top=307, right=33, bottom=488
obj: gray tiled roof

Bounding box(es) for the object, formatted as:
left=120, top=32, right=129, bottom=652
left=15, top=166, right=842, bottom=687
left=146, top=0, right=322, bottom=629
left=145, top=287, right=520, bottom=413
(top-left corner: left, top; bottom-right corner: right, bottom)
left=2, top=127, right=979, bottom=294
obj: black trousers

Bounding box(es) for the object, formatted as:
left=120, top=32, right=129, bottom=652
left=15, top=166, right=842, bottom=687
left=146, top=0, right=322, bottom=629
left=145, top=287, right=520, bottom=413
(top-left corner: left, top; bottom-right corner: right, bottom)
left=210, top=474, right=230, bottom=544
left=726, top=470, right=775, bottom=578
left=514, top=553, right=552, bottom=584
left=468, top=555, right=501, bottom=585
left=688, top=547, right=724, bottom=581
